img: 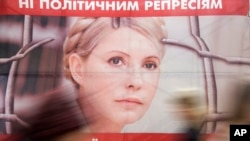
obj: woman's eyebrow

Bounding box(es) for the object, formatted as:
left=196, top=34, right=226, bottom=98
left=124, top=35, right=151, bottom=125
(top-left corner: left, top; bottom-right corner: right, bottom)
left=107, top=50, right=130, bottom=57
left=144, top=56, right=160, bottom=62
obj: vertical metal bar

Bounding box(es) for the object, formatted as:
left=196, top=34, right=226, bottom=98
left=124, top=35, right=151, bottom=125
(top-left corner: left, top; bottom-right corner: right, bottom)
left=4, top=15, right=33, bottom=134
left=23, top=15, right=33, bottom=46
left=189, top=16, right=218, bottom=133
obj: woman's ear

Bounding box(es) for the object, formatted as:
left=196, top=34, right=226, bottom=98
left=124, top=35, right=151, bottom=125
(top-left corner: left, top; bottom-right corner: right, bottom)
left=68, top=53, right=85, bottom=85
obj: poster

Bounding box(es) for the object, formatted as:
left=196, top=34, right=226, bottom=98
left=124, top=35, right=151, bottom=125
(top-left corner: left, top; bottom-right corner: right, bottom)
left=0, top=0, right=250, bottom=141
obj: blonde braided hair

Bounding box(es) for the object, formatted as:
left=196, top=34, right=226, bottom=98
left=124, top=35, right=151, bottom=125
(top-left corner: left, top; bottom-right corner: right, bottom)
left=63, top=17, right=167, bottom=88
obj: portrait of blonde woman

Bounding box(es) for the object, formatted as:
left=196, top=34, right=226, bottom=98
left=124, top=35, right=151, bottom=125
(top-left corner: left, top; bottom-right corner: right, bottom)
left=63, top=17, right=167, bottom=133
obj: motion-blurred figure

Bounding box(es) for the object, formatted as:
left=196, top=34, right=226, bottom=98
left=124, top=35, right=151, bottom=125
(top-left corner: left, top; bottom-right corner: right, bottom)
left=174, top=88, right=206, bottom=141
left=207, top=77, right=250, bottom=141
left=2, top=83, right=87, bottom=141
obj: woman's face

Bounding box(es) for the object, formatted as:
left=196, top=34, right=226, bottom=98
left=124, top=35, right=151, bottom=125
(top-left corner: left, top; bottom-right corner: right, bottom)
left=76, top=27, right=162, bottom=126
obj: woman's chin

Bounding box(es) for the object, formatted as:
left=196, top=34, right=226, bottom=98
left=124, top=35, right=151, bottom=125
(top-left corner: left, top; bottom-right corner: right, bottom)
left=116, top=112, right=144, bottom=124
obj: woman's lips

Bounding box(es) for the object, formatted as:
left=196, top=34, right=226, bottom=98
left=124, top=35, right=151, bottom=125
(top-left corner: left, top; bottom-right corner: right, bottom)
left=115, top=98, right=143, bottom=105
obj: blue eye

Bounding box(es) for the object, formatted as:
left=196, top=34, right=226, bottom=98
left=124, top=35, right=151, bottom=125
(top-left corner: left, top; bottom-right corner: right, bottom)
left=108, top=57, right=123, bottom=66
left=144, top=62, right=157, bottom=70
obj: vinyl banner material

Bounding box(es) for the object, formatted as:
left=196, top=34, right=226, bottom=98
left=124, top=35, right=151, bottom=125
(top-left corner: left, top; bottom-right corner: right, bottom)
left=0, top=0, right=249, bottom=16
left=0, top=0, right=250, bottom=141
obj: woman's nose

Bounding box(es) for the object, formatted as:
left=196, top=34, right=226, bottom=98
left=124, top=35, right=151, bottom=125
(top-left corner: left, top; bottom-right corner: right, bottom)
left=126, top=68, right=143, bottom=90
